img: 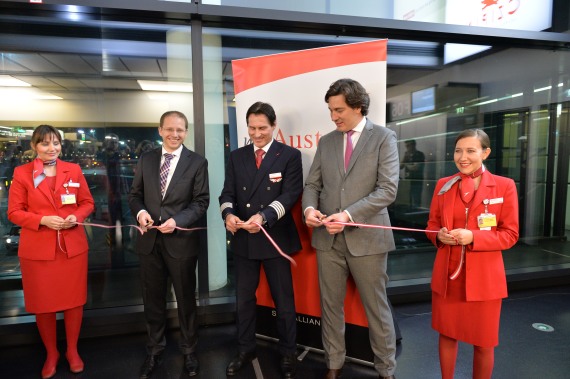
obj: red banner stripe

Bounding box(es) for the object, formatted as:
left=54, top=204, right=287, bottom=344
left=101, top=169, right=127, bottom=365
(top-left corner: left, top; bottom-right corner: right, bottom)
left=232, top=40, right=387, bottom=94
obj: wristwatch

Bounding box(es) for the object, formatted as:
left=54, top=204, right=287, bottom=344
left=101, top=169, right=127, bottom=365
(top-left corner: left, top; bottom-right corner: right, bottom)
left=257, top=211, right=267, bottom=225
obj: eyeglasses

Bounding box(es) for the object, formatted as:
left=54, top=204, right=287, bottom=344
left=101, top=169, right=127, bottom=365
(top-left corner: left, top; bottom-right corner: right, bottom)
left=160, top=127, right=187, bottom=135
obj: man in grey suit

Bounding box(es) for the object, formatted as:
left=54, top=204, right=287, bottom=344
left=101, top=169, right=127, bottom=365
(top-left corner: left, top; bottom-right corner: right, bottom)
left=129, top=111, right=209, bottom=379
left=303, top=79, right=399, bottom=379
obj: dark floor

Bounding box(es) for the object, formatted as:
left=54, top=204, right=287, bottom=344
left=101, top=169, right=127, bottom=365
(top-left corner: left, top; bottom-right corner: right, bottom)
left=1, top=284, right=569, bottom=379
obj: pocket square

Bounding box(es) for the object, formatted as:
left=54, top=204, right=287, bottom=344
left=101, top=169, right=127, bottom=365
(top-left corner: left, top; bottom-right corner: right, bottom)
left=269, top=172, right=282, bottom=183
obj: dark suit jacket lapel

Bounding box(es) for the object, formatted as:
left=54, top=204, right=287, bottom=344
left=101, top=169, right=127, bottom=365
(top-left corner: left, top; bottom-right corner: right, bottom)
left=147, top=149, right=162, bottom=199
left=238, top=144, right=257, bottom=187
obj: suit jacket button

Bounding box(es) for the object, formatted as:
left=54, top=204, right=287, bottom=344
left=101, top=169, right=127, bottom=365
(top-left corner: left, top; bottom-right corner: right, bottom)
left=246, top=204, right=251, bottom=208
left=243, top=187, right=247, bottom=191
left=267, top=187, right=271, bottom=190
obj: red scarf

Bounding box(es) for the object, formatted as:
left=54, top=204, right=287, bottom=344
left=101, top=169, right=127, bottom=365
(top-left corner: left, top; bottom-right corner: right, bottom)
left=32, top=158, right=56, bottom=188
left=459, top=165, right=484, bottom=203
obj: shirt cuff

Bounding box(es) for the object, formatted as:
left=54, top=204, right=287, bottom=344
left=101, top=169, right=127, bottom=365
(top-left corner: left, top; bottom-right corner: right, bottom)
left=136, top=209, right=148, bottom=222
left=343, top=210, right=354, bottom=223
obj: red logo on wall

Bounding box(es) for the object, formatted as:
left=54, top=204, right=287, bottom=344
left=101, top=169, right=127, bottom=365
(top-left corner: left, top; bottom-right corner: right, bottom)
left=473, top=0, right=520, bottom=25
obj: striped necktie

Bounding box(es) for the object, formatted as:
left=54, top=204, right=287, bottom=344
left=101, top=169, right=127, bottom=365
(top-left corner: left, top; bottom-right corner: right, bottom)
left=160, top=153, right=174, bottom=195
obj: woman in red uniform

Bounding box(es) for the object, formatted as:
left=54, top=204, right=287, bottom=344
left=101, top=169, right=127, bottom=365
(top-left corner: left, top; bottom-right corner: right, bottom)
left=426, top=129, right=519, bottom=379
left=8, top=125, right=94, bottom=379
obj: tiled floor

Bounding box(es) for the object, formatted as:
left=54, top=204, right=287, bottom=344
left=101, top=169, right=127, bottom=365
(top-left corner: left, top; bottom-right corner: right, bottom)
left=1, top=284, right=569, bottom=379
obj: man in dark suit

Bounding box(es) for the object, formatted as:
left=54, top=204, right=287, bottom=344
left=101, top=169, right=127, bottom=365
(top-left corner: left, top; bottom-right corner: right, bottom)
left=220, top=102, right=303, bottom=379
left=303, top=79, right=399, bottom=379
left=128, top=111, right=209, bottom=379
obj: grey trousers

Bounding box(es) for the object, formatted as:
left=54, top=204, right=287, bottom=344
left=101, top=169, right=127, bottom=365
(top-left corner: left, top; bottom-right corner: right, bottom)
left=317, top=233, right=397, bottom=377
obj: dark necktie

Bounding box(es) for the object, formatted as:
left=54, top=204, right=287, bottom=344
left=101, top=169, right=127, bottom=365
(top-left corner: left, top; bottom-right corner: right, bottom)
left=160, top=153, right=174, bottom=195
left=255, top=149, right=265, bottom=169
left=344, top=130, right=355, bottom=171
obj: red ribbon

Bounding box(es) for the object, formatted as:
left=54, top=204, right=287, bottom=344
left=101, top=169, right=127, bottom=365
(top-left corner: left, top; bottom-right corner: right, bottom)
left=324, top=221, right=438, bottom=234
left=70, top=221, right=448, bottom=270
left=252, top=222, right=297, bottom=267
left=73, top=221, right=206, bottom=235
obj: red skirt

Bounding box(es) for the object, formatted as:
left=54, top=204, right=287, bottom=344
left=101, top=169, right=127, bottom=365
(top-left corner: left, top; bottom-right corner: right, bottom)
left=432, top=247, right=502, bottom=347
left=20, top=247, right=87, bottom=314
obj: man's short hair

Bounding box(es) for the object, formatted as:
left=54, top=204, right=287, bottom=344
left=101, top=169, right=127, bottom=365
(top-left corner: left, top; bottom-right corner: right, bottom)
left=325, top=78, right=370, bottom=116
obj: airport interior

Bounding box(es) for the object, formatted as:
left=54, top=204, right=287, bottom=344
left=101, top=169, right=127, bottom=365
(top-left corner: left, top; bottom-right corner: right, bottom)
left=0, top=1, right=569, bottom=378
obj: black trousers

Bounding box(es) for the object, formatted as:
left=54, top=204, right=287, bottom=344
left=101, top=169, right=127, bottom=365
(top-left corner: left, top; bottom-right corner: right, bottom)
left=139, top=234, right=198, bottom=355
left=234, top=254, right=297, bottom=355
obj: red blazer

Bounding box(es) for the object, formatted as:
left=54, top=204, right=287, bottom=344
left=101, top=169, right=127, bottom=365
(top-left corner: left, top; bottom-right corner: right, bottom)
left=426, top=171, right=519, bottom=301
left=8, top=159, right=94, bottom=260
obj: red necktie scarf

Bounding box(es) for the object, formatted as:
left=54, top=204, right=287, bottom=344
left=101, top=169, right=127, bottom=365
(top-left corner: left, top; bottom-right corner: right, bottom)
left=255, top=149, right=265, bottom=169
left=460, top=165, right=484, bottom=203
left=32, top=158, right=56, bottom=188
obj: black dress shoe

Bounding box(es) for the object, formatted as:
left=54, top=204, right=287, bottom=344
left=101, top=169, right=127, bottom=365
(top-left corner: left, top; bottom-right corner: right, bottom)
left=139, top=354, right=162, bottom=379
left=280, top=354, right=297, bottom=379
left=379, top=376, right=395, bottom=379
left=226, top=351, right=256, bottom=376
left=184, top=353, right=199, bottom=376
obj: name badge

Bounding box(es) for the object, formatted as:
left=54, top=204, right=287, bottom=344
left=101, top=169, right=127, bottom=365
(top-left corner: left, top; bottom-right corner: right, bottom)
left=61, top=194, right=77, bottom=205
left=477, top=213, right=497, bottom=229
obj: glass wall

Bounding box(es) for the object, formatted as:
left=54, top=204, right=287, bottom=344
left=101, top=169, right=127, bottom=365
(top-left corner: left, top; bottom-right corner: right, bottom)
left=0, top=1, right=569, bottom=324
left=0, top=9, right=195, bottom=316
left=198, top=0, right=553, bottom=33
left=201, top=30, right=570, bottom=284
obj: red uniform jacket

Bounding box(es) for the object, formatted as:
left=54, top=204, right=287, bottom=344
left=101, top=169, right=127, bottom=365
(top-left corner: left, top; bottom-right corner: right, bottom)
left=8, top=159, right=94, bottom=260
left=426, top=171, right=519, bottom=301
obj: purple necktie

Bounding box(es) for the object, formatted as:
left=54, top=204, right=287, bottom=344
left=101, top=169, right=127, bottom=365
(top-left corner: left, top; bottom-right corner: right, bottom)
left=160, top=153, right=174, bottom=195
left=344, top=130, right=354, bottom=171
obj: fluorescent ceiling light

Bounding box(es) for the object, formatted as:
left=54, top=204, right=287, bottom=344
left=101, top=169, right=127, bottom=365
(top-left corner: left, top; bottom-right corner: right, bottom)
left=472, top=98, right=498, bottom=106
left=534, top=86, right=552, bottom=93
left=0, top=75, right=32, bottom=87
left=137, top=80, right=193, bottom=92
left=0, top=88, right=62, bottom=100
left=395, top=112, right=444, bottom=126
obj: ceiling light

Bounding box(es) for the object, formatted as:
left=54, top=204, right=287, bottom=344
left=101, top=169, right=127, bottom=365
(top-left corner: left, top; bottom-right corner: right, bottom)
left=534, top=86, right=552, bottom=93
left=0, top=75, right=32, bottom=87
left=0, top=88, right=62, bottom=100
left=137, top=80, right=193, bottom=92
